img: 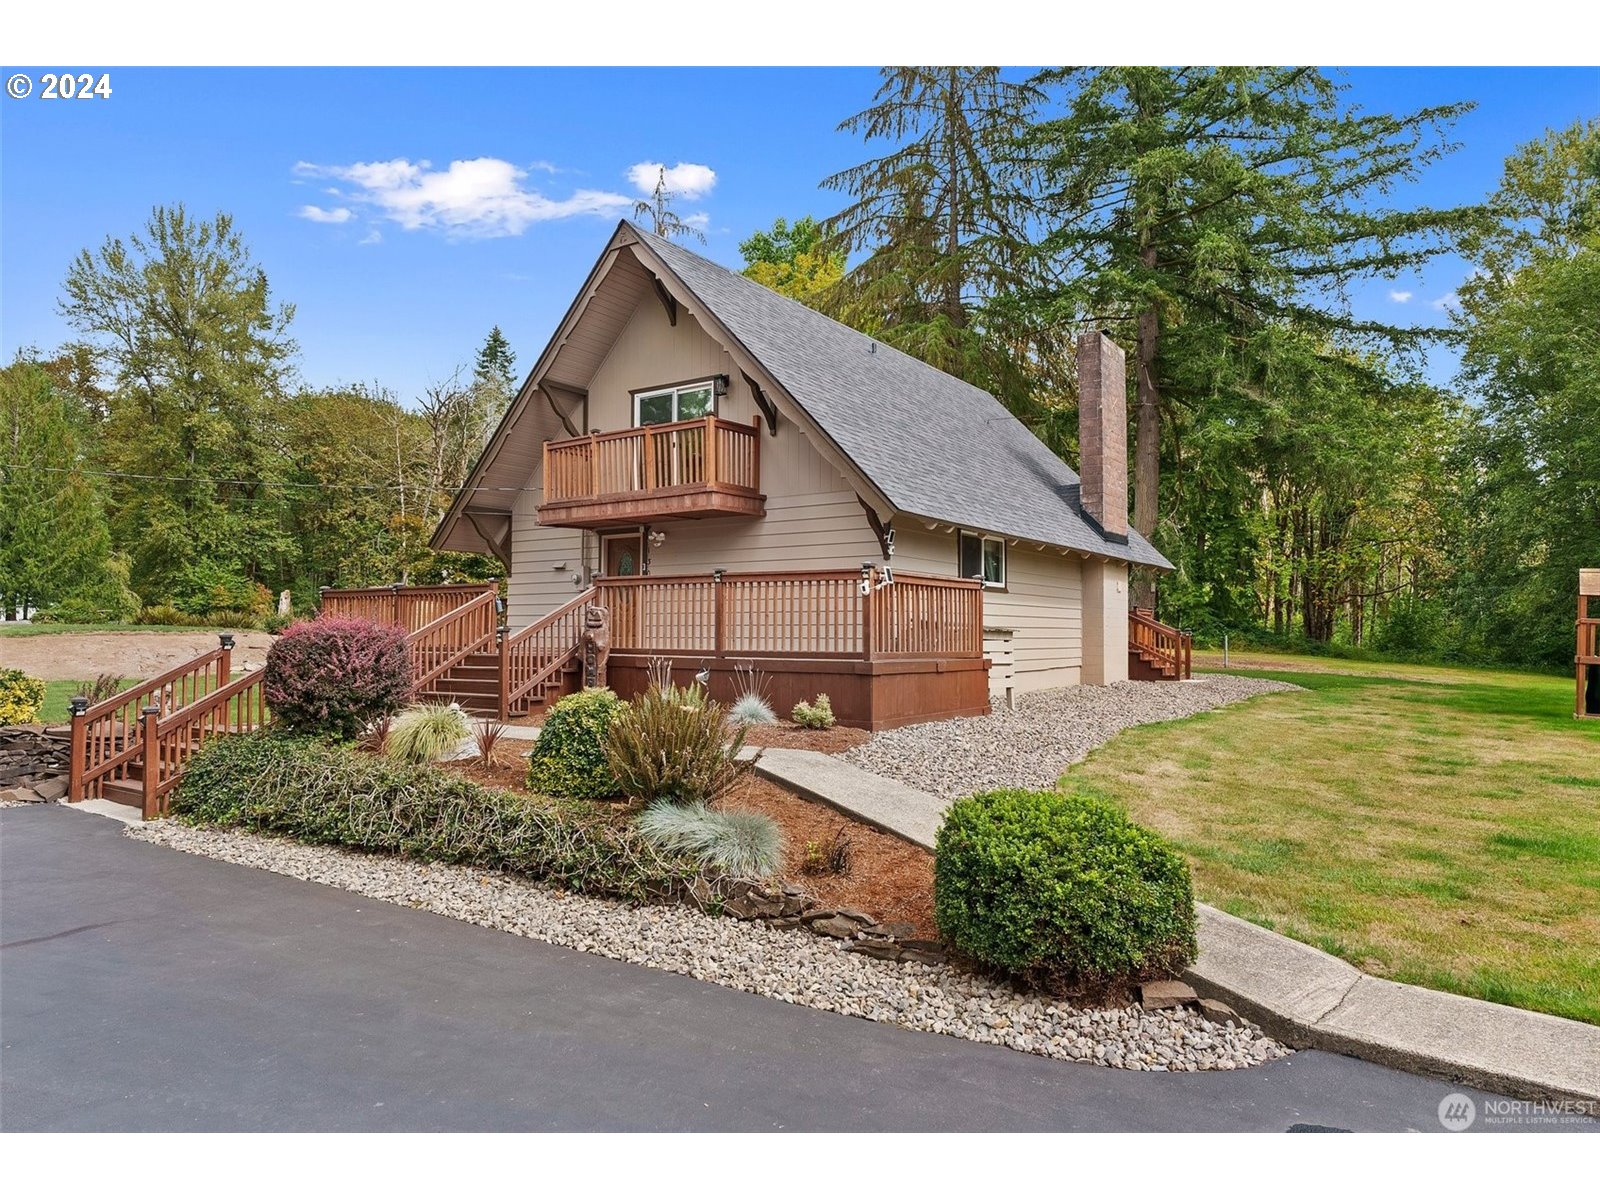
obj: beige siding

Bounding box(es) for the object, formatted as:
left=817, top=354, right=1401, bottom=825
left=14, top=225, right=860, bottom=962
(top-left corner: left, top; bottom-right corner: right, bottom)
left=506, top=293, right=880, bottom=626
left=893, top=527, right=1084, bottom=691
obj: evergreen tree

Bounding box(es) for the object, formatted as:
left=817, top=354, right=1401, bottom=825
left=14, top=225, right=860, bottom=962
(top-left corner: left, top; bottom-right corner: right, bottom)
left=823, top=67, right=1053, bottom=415
left=633, top=168, right=706, bottom=243
left=471, top=325, right=518, bottom=441
left=1025, top=68, right=1483, bottom=605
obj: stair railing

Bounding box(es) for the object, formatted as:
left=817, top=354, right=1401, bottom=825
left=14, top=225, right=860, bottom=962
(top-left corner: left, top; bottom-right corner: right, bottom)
left=404, top=588, right=500, bottom=692
left=139, top=666, right=269, bottom=819
left=498, top=588, right=596, bottom=718
left=1129, top=608, right=1193, bottom=680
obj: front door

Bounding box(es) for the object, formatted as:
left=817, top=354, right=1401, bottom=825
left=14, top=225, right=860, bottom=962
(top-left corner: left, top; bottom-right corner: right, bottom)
left=603, top=532, right=643, bottom=577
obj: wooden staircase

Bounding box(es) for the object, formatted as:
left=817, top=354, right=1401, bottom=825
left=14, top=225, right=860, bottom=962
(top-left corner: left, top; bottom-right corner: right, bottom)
left=1128, top=608, right=1193, bottom=681
left=68, top=582, right=598, bottom=819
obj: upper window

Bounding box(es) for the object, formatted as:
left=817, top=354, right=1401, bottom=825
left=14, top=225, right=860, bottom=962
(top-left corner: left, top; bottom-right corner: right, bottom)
left=634, top=381, right=715, bottom=427
left=959, top=531, right=1006, bottom=589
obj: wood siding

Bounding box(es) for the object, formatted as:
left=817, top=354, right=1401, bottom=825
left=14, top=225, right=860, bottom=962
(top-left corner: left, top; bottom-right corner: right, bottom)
left=892, top=527, right=1085, bottom=691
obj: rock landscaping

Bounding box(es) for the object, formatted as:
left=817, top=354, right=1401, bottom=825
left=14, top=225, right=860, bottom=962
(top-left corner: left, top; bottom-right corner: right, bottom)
left=0, top=726, right=71, bottom=805
left=842, top=675, right=1302, bottom=799
left=126, top=819, right=1291, bottom=1073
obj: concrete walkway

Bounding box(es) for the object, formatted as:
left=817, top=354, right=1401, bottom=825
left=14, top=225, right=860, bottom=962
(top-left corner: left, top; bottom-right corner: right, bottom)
left=751, top=748, right=1600, bottom=1106
left=2, top=804, right=1548, bottom=1132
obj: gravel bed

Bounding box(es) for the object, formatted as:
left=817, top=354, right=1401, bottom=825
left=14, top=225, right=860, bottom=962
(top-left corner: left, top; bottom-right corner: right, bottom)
left=842, top=674, right=1302, bottom=799
left=126, top=821, right=1289, bottom=1073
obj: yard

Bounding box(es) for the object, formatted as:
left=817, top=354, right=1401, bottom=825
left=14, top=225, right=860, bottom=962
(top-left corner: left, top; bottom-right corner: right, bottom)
left=1067, top=651, right=1600, bottom=1024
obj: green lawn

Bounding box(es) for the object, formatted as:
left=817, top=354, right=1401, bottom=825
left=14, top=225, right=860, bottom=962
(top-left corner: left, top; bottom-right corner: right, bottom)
left=1067, top=651, right=1600, bottom=1024
left=0, top=622, right=217, bottom=637
left=37, top=679, right=138, bottom=724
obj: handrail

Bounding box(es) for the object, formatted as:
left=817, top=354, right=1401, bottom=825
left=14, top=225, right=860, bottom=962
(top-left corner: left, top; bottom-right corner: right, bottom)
left=142, top=666, right=268, bottom=819
left=1129, top=609, right=1192, bottom=680
left=320, top=580, right=498, bottom=634
left=500, top=587, right=597, bottom=715
left=69, top=638, right=234, bottom=802
left=404, top=588, right=499, bottom=692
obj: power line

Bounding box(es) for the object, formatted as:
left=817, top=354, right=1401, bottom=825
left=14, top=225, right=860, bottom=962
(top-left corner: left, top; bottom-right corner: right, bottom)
left=0, top=463, right=536, bottom=494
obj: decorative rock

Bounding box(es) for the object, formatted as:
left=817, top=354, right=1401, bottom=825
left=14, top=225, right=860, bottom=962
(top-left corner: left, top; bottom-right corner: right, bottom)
left=865, top=921, right=916, bottom=939
left=1140, top=980, right=1199, bottom=1011
left=798, top=909, right=838, bottom=924
left=32, top=778, right=68, bottom=801
left=845, top=939, right=903, bottom=961
left=901, top=948, right=947, bottom=966
left=1199, top=997, right=1239, bottom=1025
left=721, top=894, right=763, bottom=920
left=835, top=908, right=877, bottom=924
left=808, top=916, right=863, bottom=940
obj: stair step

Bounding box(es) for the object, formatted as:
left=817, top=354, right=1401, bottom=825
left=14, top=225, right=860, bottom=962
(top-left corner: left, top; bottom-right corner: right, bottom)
left=94, top=780, right=144, bottom=808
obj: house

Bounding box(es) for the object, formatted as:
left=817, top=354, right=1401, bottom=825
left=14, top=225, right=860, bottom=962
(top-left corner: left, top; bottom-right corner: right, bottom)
left=430, top=220, right=1178, bottom=729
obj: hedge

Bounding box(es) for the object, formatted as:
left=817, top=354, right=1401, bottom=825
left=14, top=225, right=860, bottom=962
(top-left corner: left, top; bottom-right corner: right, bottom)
left=172, top=732, right=700, bottom=904
left=525, top=688, right=625, bottom=799
left=934, top=786, right=1198, bottom=992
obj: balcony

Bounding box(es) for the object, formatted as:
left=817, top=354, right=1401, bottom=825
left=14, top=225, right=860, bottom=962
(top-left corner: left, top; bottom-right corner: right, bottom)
left=538, top=415, right=765, bottom=528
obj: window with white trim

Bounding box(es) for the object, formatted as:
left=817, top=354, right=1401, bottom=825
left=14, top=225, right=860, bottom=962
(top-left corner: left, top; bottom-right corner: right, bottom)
left=959, top=531, right=1006, bottom=589
left=634, top=380, right=715, bottom=426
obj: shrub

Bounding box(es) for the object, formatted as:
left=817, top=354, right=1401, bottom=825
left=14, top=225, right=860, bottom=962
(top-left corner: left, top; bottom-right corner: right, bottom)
left=264, top=617, right=412, bottom=740
left=605, top=683, right=747, bottom=806
left=526, top=688, right=625, bottom=799
left=262, top=612, right=293, bottom=636
left=791, top=693, right=835, bottom=729
left=385, top=703, right=471, bottom=765
left=473, top=717, right=507, bottom=767
left=729, top=693, right=777, bottom=726
left=934, top=786, right=1198, bottom=993
left=73, top=672, right=124, bottom=705
left=172, top=733, right=700, bottom=903
left=636, top=800, right=781, bottom=879
left=138, top=603, right=199, bottom=627
left=801, top=825, right=852, bottom=876
left=0, top=669, right=46, bottom=724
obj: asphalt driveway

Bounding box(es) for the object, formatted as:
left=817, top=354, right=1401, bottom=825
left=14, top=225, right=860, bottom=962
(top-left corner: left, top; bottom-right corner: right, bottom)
left=0, top=805, right=1569, bottom=1132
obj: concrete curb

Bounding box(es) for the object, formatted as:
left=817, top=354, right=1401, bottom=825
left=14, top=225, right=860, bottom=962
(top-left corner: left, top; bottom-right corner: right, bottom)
left=752, top=747, right=1600, bottom=1106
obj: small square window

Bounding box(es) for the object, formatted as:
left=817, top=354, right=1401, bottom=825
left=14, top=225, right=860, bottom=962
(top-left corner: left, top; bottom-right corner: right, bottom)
left=959, top=531, right=1006, bottom=588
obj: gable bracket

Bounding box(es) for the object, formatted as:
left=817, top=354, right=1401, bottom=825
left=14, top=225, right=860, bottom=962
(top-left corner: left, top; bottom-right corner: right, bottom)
left=651, top=278, right=678, bottom=326
left=857, top=497, right=895, bottom=560
left=464, top=510, right=513, bottom=572
left=742, top=372, right=779, bottom=435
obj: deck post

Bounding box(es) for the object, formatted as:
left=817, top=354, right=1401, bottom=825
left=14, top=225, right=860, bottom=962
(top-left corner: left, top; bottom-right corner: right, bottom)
left=704, top=415, right=718, bottom=486
left=497, top=622, right=511, bottom=722
left=217, top=633, right=233, bottom=691
left=390, top=583, right=403, bottom=629
left=712, top=569, right=727, bottom=657
left=862, top=571, right=876, bottom=662
left=139, top=705, right=161, bottom=821
left=67, top=695, right=89, bottom=803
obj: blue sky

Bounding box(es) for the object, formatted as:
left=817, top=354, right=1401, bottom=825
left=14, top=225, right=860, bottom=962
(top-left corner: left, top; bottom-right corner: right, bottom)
left=3, top=66, right=1596, bottom=401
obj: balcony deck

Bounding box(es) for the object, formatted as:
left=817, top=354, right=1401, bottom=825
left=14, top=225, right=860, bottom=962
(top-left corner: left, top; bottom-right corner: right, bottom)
left=538, top=415, right=764, bottom=528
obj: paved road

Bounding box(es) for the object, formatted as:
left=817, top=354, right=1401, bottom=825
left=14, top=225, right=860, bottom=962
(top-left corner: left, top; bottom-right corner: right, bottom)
left=0, top=805, right=1578, bottom=1132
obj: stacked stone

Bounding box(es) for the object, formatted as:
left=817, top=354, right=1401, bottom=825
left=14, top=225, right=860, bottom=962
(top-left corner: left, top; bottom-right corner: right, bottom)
left=718, top=880, right=948, bottom=965
left=0, top=726, right=71, bottom=803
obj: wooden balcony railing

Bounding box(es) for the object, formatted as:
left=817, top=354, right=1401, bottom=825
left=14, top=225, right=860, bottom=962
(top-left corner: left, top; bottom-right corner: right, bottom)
left=540, top=416, right=763, bottom=526
left=319, top=581, right=498, bottom=634
left=594, top=568, right=983, bottom=662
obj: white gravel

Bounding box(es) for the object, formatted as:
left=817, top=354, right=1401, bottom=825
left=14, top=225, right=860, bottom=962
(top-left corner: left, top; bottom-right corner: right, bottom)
left=842, top=674, right=1302, bottom=799
left=126, top=820, right=1289, bottom=1073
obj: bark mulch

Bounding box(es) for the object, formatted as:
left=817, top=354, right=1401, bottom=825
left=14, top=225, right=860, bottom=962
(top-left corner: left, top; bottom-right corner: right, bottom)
left=438, top=755, right=936, bottom=939
left=737, top=721, right=870, bottom=754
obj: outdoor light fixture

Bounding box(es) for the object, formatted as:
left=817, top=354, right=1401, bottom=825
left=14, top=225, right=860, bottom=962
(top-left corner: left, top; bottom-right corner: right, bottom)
left=648, top=530, right=666, bottom=548
left=714, top=374, right=729, bottom=397
left=712, top=568, right=725, bottom=583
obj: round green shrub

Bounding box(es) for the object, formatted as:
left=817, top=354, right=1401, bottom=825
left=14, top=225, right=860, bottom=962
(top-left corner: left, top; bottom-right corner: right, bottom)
left=526, top=688, right=625, bottom=799
left=934, top=786, right=1198, bottom=992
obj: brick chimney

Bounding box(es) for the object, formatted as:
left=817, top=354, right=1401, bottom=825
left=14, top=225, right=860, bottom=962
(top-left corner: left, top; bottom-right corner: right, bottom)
left=1076, top=330, right=1128, bottom=541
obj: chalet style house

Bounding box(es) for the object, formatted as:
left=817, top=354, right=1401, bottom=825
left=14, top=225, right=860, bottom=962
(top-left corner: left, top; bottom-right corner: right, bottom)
left=428, top=221, right=1179, bottom=729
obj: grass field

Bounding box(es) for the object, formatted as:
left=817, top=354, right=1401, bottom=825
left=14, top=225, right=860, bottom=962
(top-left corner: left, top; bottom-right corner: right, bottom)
left=0, top=623, right=217, bottom=637
left=1068, top=652, right=1600, bottom=1024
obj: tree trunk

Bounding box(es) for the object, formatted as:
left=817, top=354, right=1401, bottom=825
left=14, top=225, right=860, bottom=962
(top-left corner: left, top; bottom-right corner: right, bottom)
left=1132, top=282, right=1161, bottom=610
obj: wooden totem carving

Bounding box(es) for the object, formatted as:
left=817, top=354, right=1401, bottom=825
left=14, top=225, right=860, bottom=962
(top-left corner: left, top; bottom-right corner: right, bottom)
left=582, top=604, right=612, bottom=689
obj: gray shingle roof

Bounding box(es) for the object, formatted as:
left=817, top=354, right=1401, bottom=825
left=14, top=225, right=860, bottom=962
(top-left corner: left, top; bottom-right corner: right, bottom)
left=632, top=224, right=1171, bottom=570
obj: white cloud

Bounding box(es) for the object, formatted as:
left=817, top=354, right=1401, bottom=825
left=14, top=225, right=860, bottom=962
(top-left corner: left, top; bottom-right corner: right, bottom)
left=293, top=158, right=631, bottom=238
left=627, top=161, right=717, bottom=200
left=684, top=211, right=711, bottom=232
left=1431, top=292, right=1460, bottom=311
left=358, top=229, right=383, bottom=245
left=1388, top=289, right=1413, bottom=303
left=299, top=204, right=353, bottom=224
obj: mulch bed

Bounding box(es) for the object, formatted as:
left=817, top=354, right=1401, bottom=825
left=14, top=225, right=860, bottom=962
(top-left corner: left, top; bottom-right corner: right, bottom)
left=737, top=721, right=870, bottom=754
left=438, top=753, right=936, bottom=939
left=718, top=774, right=936, bottom=938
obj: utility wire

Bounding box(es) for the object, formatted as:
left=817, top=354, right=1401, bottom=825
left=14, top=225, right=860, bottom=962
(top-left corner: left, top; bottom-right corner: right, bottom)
left=0, top=463, right=534, bottom=493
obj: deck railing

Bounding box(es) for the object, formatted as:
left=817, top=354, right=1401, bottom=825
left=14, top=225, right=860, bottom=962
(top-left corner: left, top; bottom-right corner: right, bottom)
left=1578, top=609, right=1599, bottom=718
left=543, top=416, right=761, bottom=504
left=595, top=568, right=983, bottom=662
left=140, top=667, right=269, bottom=819
left=68, top=637, right=235, bottom=803
left=499, top=588, right=597, bottom=715
left=1129, top=608, right=1193, bottom=680
left=319, top=581, right=498, bottom=633
left=404, top=588, right=500, bottom=692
